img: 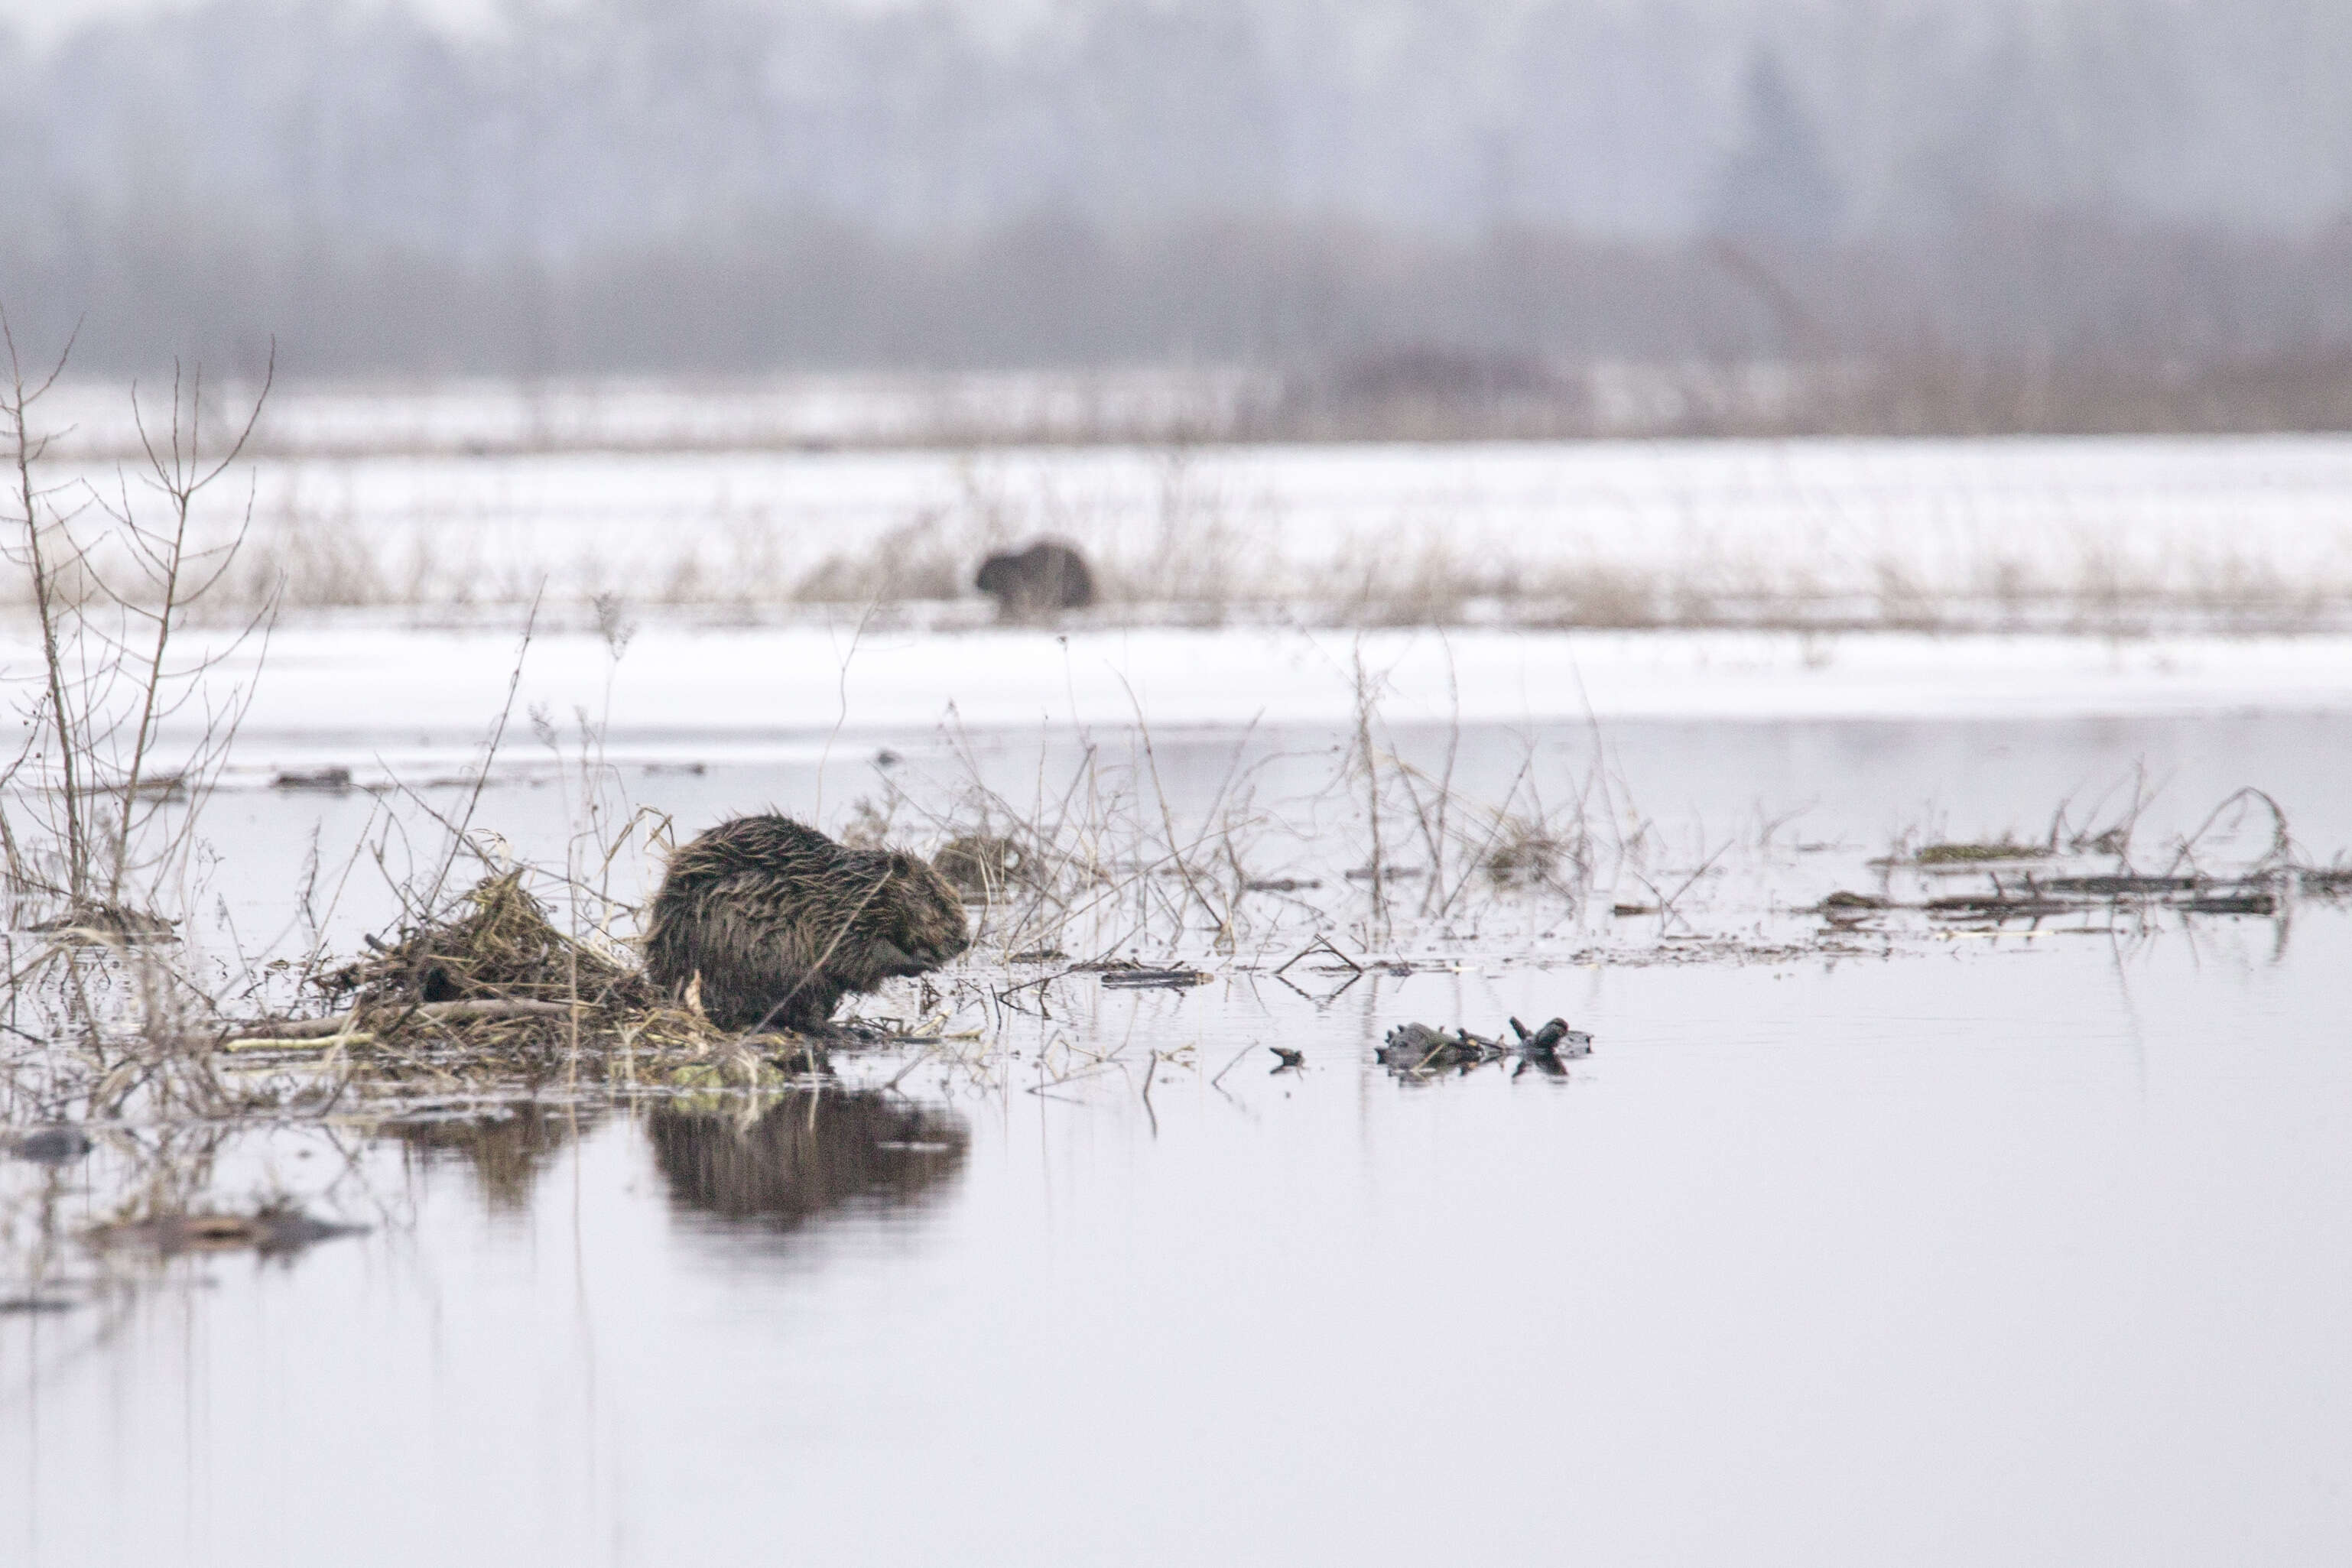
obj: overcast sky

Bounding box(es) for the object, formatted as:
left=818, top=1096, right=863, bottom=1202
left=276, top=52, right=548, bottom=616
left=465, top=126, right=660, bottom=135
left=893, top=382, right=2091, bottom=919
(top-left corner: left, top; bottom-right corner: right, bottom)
left=0, top=0, right=499, bottom=39
left=0, top=0, right=1066, bottom=45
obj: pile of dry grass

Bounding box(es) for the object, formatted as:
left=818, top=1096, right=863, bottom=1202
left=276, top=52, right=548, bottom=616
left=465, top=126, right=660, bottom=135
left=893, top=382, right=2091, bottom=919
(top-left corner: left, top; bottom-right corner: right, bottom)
left=252, top=874, right=736, bottom=1071
left=1483, top=818, right=1578, bottom=891
left=931, top=832, right=1035, bottom=901
left=324, top=872, right=646, bottom=1014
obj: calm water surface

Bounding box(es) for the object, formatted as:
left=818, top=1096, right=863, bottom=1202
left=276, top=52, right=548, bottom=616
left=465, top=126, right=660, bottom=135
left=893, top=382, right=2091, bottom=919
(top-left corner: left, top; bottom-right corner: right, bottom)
left=6, top=713, right=2352, bottom=1566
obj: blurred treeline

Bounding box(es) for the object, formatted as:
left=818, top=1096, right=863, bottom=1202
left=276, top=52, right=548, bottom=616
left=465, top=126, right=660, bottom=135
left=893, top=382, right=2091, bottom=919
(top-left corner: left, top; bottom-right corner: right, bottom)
left=2, top=0, right=2349, bottom=433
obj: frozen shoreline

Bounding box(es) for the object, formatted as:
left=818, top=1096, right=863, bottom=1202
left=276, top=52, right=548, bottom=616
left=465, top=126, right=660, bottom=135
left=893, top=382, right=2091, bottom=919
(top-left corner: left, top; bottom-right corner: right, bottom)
left=54, top=622, right=2352, bottom=773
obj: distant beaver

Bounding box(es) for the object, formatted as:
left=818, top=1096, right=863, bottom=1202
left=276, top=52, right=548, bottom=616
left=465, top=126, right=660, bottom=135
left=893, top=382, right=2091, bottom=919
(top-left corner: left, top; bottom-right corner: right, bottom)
left=975, top=539, right=1096, bottom=620
left=644, top=815, right=970, bottom=1032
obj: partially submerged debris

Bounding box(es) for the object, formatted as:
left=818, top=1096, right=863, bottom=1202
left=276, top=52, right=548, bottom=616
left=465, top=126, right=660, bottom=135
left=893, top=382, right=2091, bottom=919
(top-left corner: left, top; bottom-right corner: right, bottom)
left=1915, top=839, right=2050, bottom=865
left=2038, top=874, right=2203, bottom=894
left=87, top=1206, right=369, bottom=1257
left=1099, top=966, right=1214, bottom=989
left=1927, top=893, right=2077, bottom=920
left=1271, top=935, right=1363, bottom=976
left=271, top=766, right=355, bottom=792
left=230, top=997, right=577, bottom=1044
left=1925, top=871, right=2282, bottom=924
left=1377, top=1023, right=1488, bottom=1070
left=1376, top=1015, right=1592, bottom=1077
left=2181, top=890, right=2278, bottom=916
left=1509, top=1016, right=1591, bottom=1056
left=1816, top=890, right=1890, bottom=927
left=25, top=901, right=179, bottom=943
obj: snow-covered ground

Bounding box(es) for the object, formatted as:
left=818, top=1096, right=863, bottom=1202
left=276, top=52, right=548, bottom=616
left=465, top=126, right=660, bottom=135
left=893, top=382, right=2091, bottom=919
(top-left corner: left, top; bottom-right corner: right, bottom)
left=19, top=423, right=2352, bottom=629
left=14, top=413, right=2352, bottom=774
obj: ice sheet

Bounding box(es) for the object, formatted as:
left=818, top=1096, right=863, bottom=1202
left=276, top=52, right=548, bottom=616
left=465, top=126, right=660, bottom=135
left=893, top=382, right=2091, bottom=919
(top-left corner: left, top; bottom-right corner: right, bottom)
left=44, top=622, right=2352, bottom=771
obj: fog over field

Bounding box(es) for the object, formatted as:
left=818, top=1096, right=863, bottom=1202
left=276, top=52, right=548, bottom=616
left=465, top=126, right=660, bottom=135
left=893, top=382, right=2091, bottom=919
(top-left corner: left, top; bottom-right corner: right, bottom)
left=0, top=0, right=2345, bottom=427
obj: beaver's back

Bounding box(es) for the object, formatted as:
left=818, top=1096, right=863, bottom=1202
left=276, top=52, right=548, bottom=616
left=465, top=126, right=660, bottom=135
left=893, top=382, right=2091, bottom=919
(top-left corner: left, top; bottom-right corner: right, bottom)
left=658, top=814, right=842, bottom=901
left=644, top=813, right=966, bottom=1031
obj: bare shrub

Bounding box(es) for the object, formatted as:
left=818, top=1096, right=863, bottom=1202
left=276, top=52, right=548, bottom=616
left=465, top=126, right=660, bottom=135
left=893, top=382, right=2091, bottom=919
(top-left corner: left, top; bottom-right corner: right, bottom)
left=1522, top=561, right=1663, bottom=628
left=2, top=317, right=275, bottom=922
left=1483, top=816, right=1580, bottom=891
left=0, top=313, right=282, bottom=1146
left=238, top=493, right=388, bottom=610
left=795, top=512, right=967, bottom=604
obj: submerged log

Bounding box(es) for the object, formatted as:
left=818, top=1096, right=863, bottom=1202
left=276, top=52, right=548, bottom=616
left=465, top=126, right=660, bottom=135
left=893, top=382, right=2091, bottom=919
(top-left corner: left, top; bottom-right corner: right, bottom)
left=230, top=997, right=579, bottom=1041
left=1098, top=967, right=1214, bottom=989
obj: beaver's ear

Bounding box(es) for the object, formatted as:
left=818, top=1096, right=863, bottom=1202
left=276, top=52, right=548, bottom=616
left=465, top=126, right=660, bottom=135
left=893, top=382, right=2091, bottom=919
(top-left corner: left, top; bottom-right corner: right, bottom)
left=883, top=851, right=916, bottom=878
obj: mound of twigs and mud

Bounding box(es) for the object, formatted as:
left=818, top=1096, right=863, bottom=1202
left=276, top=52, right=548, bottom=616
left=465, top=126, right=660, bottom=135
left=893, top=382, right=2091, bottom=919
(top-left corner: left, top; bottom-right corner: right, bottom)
left=234, top=874, right=743, bottom=1077
left=325, top=872, right=649, bottom=1015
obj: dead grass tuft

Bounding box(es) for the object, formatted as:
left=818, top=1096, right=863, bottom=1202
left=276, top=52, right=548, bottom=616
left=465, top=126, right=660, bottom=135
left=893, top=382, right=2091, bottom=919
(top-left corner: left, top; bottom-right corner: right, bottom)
left=931, top=833, right=1035, bottom=901
left=321, top=871, right=645, bottom=1014
left=1483, top=817, right=1577, bottom=891
left=794, top=514, right=968, bottom=605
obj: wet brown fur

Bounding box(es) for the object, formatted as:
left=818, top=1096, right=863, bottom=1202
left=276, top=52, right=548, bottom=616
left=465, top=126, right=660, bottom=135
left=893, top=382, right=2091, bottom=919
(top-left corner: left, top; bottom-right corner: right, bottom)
left=644, top=815, right=970, bottom=1031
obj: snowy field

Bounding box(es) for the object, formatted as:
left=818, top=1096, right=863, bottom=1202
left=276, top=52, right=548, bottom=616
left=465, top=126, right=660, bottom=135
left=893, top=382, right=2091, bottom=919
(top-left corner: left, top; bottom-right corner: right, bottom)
left=15, top=391, right=2352, bottom=795
left=19, top=389, right=2352, bottom=632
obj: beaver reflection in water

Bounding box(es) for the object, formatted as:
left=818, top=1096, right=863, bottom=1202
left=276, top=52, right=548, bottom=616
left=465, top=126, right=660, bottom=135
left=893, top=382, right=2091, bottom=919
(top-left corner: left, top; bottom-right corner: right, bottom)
left=975, top=539, right=1095, bottom=621
left=648, top=1090, right=970, bottom=1230
left=643, top=815, right=970, bottom=1032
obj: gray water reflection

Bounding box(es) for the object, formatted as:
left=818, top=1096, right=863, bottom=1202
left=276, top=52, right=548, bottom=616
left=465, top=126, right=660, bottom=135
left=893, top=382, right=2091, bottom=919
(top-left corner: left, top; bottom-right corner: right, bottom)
left=384, top=1104, right=586, bottom=1215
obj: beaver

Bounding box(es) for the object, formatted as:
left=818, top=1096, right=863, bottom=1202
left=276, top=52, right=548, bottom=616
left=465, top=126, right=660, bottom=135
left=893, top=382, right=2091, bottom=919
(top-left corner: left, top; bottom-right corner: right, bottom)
left=643, top=814, right=970, bottom=1032
left=975, top=539, right=1096, bottom=621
